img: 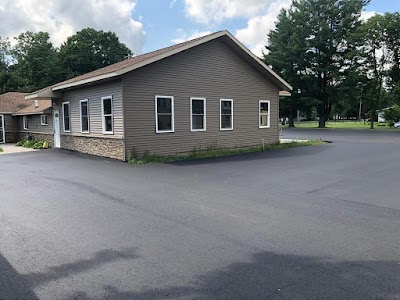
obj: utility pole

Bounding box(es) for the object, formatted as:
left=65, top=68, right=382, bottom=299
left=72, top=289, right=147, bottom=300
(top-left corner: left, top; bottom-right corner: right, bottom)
left=358, top=100, right=362, bottom=122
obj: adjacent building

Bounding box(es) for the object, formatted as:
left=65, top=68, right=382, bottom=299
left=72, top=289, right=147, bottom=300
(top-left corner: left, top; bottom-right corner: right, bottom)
left=0, top=92, right=52, bottom=144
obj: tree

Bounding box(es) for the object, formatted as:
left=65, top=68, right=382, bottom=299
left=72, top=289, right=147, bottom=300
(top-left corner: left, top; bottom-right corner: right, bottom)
left=13, top=31, right=63, bottom=92
left=353, top=15, right=390, bottom=129
left=384, top=13, right=400, bottom=103
left=383, top=105, right=400, bottom=124
left=298, top=0, right=369, bottom=127
left=0, top=36, right=23, bottom=93
left=59, top=28, right=132, bottom=79
left=264, top=9, right=310, bottom=127
left=266, top=0, right=369, bottom=128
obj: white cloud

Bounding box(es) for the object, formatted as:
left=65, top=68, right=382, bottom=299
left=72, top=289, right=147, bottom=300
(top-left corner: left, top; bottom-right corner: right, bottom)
left=183, top=0, right=274, bottom=25
left=170, top=0, right=178, bottom=8
left=236, top=0, right=291, bottom=57
left=0, top=0, right=145, bottom=54
left=171, top=30, right=212, bottom=44
left=182, top=0, right=292, bottom=57
left=360, top=10, right=379, bottom=21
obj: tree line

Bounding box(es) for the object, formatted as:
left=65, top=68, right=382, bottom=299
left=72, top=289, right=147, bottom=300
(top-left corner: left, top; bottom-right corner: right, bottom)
left=264, top=0, right=400, bottom=128
left=0, top=28, right=132, bottom=94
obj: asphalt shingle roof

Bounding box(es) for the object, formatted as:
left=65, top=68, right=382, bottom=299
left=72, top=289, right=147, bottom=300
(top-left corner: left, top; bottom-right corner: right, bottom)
left=0, top=92, right=51, bottom=115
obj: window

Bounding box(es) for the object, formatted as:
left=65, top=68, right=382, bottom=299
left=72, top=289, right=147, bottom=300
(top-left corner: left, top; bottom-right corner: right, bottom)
left=80, top=99, right=89, bottom=133
left=102, top=96, right=113, bottom=134
left=155, top=96, right=174, bottom=133
left=190, top=97, right=206, bottom=131
left=62, top=102, right=71, bottom=132
left=23, top=116, right=29, bottom=130
left=41, top=115, right=48, bottom=126
left=220, top=99, right=233, bottom=130
left=259, top=100, right=270, bottom=128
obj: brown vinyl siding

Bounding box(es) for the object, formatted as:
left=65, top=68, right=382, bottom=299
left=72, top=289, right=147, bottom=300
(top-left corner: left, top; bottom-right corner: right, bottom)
left=122, top=38, right=279, bottom=158
left=3, top=114, right=19, bottom=133
left=59, top=80, right=124, bottom=138
left=19, top=114, right=53, bottom=134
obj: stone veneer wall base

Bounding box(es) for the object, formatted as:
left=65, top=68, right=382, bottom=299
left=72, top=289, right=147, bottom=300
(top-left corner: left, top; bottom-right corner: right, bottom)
left=28, top=133, right=54, bottom=147
left=61, top=135, right=124, bottom=160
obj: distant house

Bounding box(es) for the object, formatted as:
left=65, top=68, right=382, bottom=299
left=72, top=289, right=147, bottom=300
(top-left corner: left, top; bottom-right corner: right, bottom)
left=0, top=92, right=52, bottom=144
left=24, top=30, right=292, bottom=160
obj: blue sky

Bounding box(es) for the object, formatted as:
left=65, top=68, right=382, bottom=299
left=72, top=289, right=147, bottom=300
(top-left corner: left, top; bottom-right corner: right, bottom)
left=0, top=0, right=398, bottom=58
left=134, top=0, right=400, bottom=55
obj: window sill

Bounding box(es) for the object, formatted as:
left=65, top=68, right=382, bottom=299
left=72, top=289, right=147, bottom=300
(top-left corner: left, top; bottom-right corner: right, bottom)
left=191, top=129, right=206, bottom=132
left=156, top=130, right=175, bottom=134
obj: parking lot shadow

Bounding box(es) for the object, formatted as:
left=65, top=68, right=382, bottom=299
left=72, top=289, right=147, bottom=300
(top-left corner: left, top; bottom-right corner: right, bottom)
left=68, top=250, right=400, bottom=299
left=0, top=247, right=138, bottom=300
left=0, top=253, right=38, bottom=300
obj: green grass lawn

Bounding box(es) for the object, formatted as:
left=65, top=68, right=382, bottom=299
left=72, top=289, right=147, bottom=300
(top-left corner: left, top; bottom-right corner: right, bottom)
left=0, top=147, right=3, bottom=152
left=281, top=121, right=398, bottom=130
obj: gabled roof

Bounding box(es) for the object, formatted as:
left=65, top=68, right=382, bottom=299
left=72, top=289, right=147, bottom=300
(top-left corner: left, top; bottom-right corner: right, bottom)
left=27, top=30, right=292, bottom=99
left=0, top=92, right=51, bottom=115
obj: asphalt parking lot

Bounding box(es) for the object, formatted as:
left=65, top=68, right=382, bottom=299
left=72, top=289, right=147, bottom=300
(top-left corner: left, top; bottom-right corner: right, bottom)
left=0, top=129, right=399, bottom=299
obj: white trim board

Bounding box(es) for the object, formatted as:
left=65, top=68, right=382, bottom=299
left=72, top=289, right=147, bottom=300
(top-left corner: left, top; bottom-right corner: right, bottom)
left=155, top=95, right=175, bottom=134
left=190, top=97, right=206, bottom=132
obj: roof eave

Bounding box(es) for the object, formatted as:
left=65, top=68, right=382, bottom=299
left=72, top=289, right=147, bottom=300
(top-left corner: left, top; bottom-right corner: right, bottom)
left=52, top=72, right=118, bottom=91
left=223, top=32, right=292, bottom=91
left=25, top=30, right=292, bottom=94
left=279, top=91, right=292, bottom=97
left=12, top=111, right=46, bottom=116
left=25, top=89, right=61, bottom=100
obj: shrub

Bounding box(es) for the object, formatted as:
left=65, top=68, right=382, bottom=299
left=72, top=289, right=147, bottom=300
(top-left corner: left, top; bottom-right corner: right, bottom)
left=33, top=141, right=44, bottom=149
left=383, top=105, right=400, bottom=124
left=19, top=140, right=47, bottom=149
left=16, top=140, right=26, bottom=146
left=22, top=140, right=36, bottom=148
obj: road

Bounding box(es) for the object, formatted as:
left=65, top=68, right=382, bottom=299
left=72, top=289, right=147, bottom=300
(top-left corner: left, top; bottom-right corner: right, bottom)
left=0, top=129, right=399, bottom=299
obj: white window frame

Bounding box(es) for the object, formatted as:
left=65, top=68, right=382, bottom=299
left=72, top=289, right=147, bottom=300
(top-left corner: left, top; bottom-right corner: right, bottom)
left=80, top=99, right=90, bottom=133
left=0, top=114, right=4, bottom=143
left=190, top=97, right=206, bottom=132
left=155, top=95, right=175, bottom=133
left=220, top=99, right=234, bottom=131
left=41, top=115, right=48, bottom=126
left=259, top=100, right=271, bottom=129
left=62, top=101, right=71, bottom=133
left=23, top=116, right=29, bottom=130
left=101, top=96, right=113, bottom=135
